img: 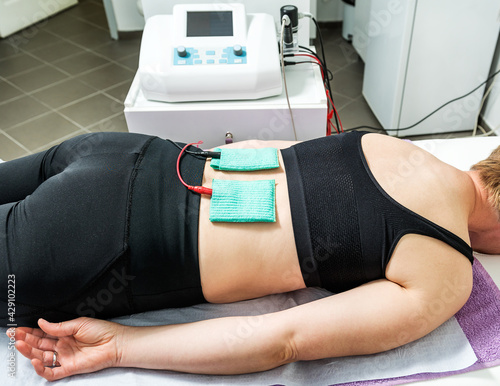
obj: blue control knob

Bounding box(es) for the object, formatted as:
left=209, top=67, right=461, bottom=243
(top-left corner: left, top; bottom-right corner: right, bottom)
left=177, top=46, right=187, bottom=57
left=233, top=45, right=243, bottom=56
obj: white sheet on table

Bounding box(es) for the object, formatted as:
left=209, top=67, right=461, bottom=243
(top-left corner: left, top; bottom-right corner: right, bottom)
left=414, top=136, right=500, bottom=171
left=0, top=287, right=477, bottom=386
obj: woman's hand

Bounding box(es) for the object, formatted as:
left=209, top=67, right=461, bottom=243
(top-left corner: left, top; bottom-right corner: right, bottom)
left=8, top=317, right=126, bottom=381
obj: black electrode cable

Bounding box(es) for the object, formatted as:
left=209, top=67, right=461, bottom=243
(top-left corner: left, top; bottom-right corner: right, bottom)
left=298, top=46, right=333, bottom=81
left=284, top=60, right=323, bottom=67
left=193, top=150, right=221, bottom=158
left=165, top=139, right=220, bottom=159
left=284, top=60, right=329, bottom=84
left=308, top=17, right=340, bottom=131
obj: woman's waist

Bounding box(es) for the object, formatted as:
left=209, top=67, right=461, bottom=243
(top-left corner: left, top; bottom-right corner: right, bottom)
left=198, top=150, right=305, bottom=302
left=198, top=236, right=306, bottom=303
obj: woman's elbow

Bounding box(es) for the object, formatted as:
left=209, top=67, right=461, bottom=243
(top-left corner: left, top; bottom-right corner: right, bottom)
left=276, top=337, right=300, bottom=366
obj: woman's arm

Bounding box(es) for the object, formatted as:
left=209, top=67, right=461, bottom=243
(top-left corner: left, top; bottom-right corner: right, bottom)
left=12, top=313, right=293, bottom=380
left=13, top=237, right=472, bottom=380
left=118, top=271, right=471, bottom=376
left=117, top=313, right=293, bottom=374
left=12, top=279, right=465, bottom=380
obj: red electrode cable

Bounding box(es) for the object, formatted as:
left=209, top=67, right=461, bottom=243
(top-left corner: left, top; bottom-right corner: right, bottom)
left=294, top=53, right=324, bottom=79
left=292, top=53, right=343, bottom=135
left=177, top=141, right=213, bottom=196
left=327, top=90, right=343, bottom=133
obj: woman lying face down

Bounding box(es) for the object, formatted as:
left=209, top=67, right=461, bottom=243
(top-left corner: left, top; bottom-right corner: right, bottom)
left=2, top=130, right=499, bottom=381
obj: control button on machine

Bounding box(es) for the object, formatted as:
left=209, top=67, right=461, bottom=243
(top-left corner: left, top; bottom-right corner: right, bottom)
left=177, top=46, right=187, bottom=57
left=233, top=45, right=243, bottom=56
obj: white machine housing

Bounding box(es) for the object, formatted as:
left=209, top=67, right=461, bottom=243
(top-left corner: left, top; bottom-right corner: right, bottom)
left=138, top=3, right=283, bottom=103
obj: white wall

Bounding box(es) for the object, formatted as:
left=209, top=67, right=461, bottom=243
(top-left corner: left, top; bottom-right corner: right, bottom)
left=110, top=0, right=144, bottom=31
left=315, top=0, right=344, bottom=22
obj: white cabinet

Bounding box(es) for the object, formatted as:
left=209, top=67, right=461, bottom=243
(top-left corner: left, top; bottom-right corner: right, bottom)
left=0, top=0, right=78, bottom=38
left=362, top=0, right=500, bottom=136
left=125, top=62, right=327, bottom=148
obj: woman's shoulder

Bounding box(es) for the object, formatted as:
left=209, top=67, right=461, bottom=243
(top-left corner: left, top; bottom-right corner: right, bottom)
left=362, top=133, right=474, bottom=241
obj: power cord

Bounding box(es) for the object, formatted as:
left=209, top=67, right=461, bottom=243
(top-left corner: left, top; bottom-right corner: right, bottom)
left=347, top=68, right=500, bottom=134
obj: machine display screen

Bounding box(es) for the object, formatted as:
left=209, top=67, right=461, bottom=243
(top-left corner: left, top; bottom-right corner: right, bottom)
left=186, top=11, right=233, bottom=37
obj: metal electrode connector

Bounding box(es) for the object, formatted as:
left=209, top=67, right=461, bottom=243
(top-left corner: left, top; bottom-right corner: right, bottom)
left=280, top=5, right=299, bottom=50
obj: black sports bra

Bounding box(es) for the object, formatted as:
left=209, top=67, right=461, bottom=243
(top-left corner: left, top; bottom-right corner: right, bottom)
left=281, top=131, right=473, bottom=293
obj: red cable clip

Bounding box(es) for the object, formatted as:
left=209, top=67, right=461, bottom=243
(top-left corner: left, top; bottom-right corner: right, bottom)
left=177, top=141, right=213, bottom=196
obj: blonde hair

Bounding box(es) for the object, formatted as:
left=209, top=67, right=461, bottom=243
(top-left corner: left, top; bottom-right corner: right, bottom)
left=471, top=145, right=500, bottom=211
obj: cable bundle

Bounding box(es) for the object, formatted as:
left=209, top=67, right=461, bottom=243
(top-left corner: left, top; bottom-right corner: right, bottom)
left=280, top=13, right=343, bottom=136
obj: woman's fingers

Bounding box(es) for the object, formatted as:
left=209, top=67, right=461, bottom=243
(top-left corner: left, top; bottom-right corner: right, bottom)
left=26, top=326, right=56, bottom=339
left=19, top=343, right=67, bottom=381
left=13, top=317, right=118, bottom=381
left=38, top=317, right=86, bottom=338
left=15, top=340, right=47, bottom=362
left=8, top=327, right=45, bottom=340
left=10, top=326, right=57, bottom=341
left=32, top=358, right=66, bottom=382
left=16, top=338, right=62, bottom=367
left=13, top=330, right=58, bottom=352
left=32, top=358, right=51, bottom=379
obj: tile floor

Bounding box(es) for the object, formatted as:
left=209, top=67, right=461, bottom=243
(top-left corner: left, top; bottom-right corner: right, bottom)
left=0, top=0, right=137, bottom=161
left=0, top=0, right=474, bottom=161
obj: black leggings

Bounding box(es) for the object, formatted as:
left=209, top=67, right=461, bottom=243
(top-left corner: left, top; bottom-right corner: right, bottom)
left=0, top=132, right=206, bottom=327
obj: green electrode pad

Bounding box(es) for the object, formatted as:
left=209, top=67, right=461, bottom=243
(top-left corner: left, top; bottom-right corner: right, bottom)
left=209, top=179, right=276, bottom=222
left=210, top=147, right=279, bottom=171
